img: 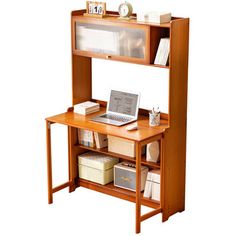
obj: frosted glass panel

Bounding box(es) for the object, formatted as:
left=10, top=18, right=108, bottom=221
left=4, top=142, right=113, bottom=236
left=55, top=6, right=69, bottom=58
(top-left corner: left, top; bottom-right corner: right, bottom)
left=92, top=59, right=169, bottom=113
left=75, top=22, right=146, bottom=59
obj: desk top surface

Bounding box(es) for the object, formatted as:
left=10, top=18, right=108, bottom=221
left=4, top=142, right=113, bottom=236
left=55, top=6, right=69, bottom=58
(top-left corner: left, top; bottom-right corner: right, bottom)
left=46, top=108, right=169, bottom=142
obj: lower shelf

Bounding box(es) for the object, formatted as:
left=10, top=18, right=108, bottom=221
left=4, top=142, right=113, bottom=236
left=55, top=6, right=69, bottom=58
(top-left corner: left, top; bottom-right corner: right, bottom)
left=78, top=178, right=161, bottom=210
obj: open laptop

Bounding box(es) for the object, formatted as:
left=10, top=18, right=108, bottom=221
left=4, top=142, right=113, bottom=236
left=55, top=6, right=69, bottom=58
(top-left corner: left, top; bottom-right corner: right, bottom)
left=91, top=90, right=140, bottom=126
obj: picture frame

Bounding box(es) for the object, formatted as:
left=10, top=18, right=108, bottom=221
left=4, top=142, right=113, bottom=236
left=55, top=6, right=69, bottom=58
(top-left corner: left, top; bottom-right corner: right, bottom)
left=84, top=1, right=106, bottom=18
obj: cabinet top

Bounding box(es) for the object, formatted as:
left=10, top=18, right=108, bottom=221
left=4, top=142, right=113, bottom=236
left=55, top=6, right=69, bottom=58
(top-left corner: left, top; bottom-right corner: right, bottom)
left=72, top=10, right=185, bottom=28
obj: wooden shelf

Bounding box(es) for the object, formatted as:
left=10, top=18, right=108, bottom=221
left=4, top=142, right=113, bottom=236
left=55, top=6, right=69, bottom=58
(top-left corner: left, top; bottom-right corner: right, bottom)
left=75, top=144, right=161, bottom=169
left=150, top=64, right=170, bottom=69
left=78, top=178, right=161, bottom=209
left=72, top=50, right=170, bottom=69
left=72, top=10, right=177, bottom=28
left=45, top=10, right=189, bottom=233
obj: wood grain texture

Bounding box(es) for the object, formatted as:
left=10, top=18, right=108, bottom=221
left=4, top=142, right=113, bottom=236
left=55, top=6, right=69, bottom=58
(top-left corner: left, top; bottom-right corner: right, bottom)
left=46, top=108, right=168, bottom=142
left=74, top=144, right=161, bottom=168
left=72, top=11, right=172, bottom=28
left=71, top=55, right=92, bottom=105
left=162, top=18, right=189, bottom=222
left=135, top=142, right=141, bottom=233
left=78, top=179, right=161, bottom=209
left=68, top=126, right=79, bottom=192
left=46, top=121, right=53, bottom=204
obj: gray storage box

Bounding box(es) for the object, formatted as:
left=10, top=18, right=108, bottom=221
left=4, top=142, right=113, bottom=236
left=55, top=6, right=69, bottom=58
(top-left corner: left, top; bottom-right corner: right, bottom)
left=114, top=162, right=148, bottom=192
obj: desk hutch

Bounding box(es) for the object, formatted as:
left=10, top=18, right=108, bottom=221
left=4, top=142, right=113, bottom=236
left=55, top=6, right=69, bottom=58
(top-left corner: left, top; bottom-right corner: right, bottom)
left=46, top=10, right=189, bottom=234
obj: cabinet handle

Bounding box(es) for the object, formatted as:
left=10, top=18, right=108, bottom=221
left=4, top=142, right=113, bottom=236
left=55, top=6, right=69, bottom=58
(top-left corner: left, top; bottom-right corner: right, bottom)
left=106, top=55, right=111, bottom=59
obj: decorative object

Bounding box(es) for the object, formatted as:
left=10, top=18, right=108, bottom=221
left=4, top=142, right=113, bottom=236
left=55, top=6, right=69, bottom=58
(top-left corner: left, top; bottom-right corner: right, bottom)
left=118, top=1, right=133, bottom=19
left=146, top=141, right=160, bottom=163
left=84, top=1, right=106, bottom=18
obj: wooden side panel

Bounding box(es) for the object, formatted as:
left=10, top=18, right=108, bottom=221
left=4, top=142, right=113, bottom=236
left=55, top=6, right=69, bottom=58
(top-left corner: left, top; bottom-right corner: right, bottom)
left=162, top=18, right=189, bottom=221
left=68, top=126, right=88, bottom=191
left=72, top=55, right=92, bottom=105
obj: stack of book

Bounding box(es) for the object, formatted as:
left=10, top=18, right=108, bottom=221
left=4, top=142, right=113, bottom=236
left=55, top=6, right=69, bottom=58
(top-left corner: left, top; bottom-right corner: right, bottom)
left=143, top=169, right=160, bottom=201
left=154, top=38, right=170, bottom=66
left=94, top=132, right=108, bottom=149
left=78, top=129, right=108, bottom=149
left=78, top=129, right=95, bottom=147
left=74, top=101, right=100, bottom=115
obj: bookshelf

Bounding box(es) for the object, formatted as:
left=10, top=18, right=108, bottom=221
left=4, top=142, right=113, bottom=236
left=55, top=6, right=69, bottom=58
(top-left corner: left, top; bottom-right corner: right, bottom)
left=45, top=10, right=189, bottom=234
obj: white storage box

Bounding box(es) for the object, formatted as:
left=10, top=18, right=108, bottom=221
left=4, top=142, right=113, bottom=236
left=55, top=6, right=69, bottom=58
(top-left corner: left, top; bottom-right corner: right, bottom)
left=78, top=151, right=119, bottom=185
left=108, top=135, right=135, bottom=158
left=114, top=162, right=148, bottom=192
left=137, top=12, right=171, bottom=24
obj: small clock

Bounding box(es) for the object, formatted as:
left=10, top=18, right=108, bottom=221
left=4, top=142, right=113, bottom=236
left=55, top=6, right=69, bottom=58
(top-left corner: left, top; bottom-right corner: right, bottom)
left=118, top=2, right=133, bottom=19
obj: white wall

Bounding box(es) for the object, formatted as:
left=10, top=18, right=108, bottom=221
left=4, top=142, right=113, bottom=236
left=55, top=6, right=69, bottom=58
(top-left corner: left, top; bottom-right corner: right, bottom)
left=0, top=1, right=236, bottom=236
left=92, top=59, right=169, bottom=112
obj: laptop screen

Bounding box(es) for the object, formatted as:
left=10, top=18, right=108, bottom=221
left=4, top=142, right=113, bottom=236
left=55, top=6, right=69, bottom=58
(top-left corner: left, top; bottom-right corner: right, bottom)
left=108, top=90, right=139, bottom=116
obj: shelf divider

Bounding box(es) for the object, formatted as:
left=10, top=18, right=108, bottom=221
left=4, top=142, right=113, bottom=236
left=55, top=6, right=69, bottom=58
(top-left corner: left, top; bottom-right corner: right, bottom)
left=74, top=144, right=160, bottom=169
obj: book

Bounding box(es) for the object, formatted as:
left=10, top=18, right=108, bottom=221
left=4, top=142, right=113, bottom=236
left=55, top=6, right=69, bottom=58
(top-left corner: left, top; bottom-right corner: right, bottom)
left=78, top=129, right=95, bottom=147
left=74, top=101, right=100, bottom=115
left=151, top=170, right=160, bottom=201
left=143, top=170, right=160, bottom=201
left=94, top=132, right=108, bottom=149
left=154, top=38, right=170, bottom=66
left=143, top=172, right=152, bottom=198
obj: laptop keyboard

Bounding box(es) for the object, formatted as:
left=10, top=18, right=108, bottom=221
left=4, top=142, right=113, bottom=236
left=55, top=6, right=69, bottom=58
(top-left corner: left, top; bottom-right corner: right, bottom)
left=101, top=114, right=132, bottom=123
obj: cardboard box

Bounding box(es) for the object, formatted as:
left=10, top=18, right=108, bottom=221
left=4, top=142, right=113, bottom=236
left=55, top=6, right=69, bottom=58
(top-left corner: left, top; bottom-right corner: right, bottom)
left=78, top=151, right=119, bottom=185
left=114, top=162, right=149, bottom=191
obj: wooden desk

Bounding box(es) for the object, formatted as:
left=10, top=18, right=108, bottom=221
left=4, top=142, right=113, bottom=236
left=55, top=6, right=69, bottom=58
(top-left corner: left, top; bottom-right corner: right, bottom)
left=46, top=108, right=168, bottom=233
left=45, top=9, right=189, bottom=234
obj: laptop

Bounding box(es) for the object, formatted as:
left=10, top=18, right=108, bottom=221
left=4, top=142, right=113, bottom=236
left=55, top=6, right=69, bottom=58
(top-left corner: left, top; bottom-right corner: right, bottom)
left=91, top=90, right=140, bottom=126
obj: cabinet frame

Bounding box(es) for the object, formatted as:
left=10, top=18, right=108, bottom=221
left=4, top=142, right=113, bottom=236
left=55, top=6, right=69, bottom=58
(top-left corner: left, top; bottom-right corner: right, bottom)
left=45, top=9, right=189, bottom=234
left=72, top=16, right=150, bottom=64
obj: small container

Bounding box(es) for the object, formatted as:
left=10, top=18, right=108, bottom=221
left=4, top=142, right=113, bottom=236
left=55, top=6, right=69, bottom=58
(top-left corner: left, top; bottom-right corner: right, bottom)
left=78, top=151, right=119, bottom=185
left=114, top=162, right=149, bottom=192
left=149, top=112, right=160, bottom=126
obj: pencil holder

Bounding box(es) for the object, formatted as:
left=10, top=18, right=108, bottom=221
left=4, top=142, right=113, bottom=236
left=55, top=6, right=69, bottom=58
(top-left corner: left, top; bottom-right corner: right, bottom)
left=149, top=113, right=160, bottom=126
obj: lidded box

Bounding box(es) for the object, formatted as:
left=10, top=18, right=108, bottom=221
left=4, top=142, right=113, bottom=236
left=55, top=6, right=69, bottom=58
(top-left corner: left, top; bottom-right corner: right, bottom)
left=78, top=151, right=119, bottom=185
left=108, top=135, right=135, bottom=158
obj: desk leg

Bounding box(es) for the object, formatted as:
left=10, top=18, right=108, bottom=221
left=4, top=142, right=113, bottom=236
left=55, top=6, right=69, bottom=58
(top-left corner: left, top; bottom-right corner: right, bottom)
left=135, top=142, right=141, bottom=234
left=68, top=126, right=77, bottom=192
left=46, top=121, right=53, bottom=204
